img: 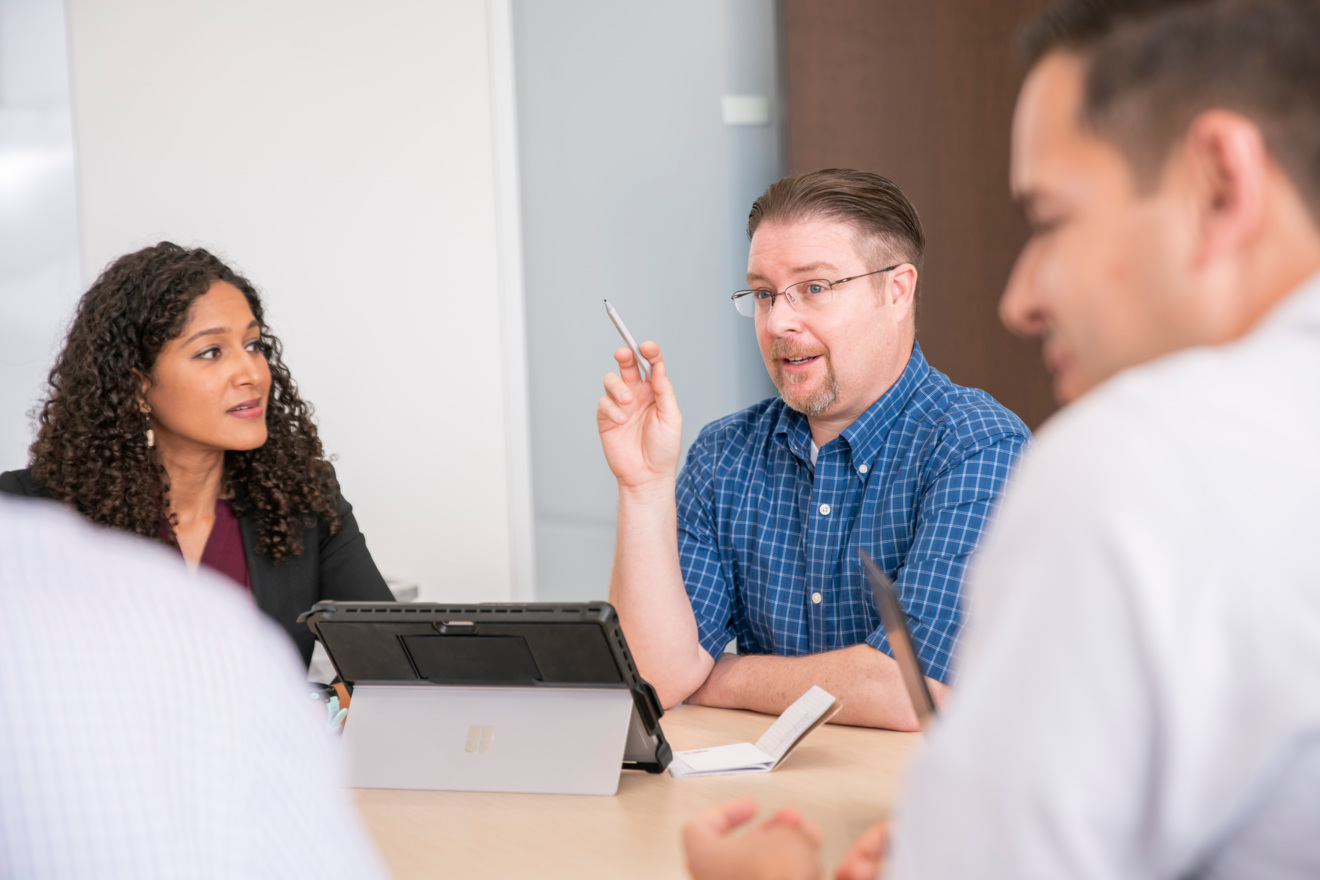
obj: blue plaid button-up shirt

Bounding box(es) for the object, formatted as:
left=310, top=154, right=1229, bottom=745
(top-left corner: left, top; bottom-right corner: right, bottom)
left=675, top=343, right=1029, bottom=683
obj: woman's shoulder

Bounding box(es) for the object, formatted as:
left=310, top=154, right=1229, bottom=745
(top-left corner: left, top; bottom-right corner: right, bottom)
left=0, top=469, right=46, bottom=498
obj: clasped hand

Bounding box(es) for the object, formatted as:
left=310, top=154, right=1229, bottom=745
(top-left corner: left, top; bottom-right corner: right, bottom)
left=683, top=798, right=891, bottom=880
left=597, top=341, right=683, bottom=488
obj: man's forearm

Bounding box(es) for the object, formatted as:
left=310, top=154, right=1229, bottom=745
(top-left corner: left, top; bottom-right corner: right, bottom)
left=609, top=480, right=713, bottom=708
left=686, top=644, right=949, bottom=731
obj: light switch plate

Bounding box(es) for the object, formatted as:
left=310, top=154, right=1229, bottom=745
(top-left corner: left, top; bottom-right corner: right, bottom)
left=721, top=95, right=772, bottom=126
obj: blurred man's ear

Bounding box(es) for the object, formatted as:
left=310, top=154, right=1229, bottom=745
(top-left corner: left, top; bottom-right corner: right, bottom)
left=1184, top=110, right=1268, bottom=269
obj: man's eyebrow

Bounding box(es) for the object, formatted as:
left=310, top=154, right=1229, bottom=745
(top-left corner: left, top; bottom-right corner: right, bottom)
left=788, top=262, right=836, bottom=276
left=746, top=262, right=838, bottom=286
left=183, top=319, right=260, bottom=346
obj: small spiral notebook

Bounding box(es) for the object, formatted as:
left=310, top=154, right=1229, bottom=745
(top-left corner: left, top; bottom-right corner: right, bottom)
left=667, top=685, right=842, bottom=778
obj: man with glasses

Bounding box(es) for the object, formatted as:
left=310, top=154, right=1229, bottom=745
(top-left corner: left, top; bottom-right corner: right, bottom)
left=597, top=169, right=1029, bottom=729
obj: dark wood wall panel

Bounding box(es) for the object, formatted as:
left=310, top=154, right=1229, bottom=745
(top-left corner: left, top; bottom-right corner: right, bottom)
left=782, top=0, right=1056, bottom=428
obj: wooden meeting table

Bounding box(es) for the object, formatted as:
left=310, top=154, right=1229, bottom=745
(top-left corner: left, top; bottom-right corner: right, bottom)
left=352, top=703, right=923, bottom=879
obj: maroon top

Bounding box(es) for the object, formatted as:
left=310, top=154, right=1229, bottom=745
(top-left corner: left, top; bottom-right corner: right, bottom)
left=159, top=500, right=251, bottom=592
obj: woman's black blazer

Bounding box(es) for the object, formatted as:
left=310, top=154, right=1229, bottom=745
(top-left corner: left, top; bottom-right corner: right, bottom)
left=0, top=467, right=394, bottom=666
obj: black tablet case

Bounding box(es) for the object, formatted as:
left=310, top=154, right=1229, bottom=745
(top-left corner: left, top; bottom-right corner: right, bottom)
left=300, top=601, right=672, bottom=772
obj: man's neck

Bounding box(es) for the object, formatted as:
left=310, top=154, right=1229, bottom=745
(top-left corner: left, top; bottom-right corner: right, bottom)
left=1236, top=251, right=1320, bottom=337
left=807, top=338, right=915, bottom=448
left=1220, top=183, right=1320, bottom=340
left=808, top=414, right=856, bottom=449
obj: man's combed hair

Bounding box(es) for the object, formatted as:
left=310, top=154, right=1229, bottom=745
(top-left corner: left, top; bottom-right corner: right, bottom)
left=29, top=242, right=342, bottom=563
left=746, top=169, right=927, bottom=296
left=1017, top=0, right=1200, bottom=66
left=1019, top=0, right=1320, bottom=223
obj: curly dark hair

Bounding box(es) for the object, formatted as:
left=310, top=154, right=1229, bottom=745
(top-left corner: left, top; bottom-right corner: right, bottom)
left=29, top=242, right=341, bottom=563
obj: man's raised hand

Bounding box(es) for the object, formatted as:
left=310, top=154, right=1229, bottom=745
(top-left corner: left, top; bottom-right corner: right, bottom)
left=597, top=340, right=683, bottom=489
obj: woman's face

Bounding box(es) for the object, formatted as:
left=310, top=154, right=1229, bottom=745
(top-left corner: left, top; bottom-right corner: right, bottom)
left=143, top=281, right=271, bottom=458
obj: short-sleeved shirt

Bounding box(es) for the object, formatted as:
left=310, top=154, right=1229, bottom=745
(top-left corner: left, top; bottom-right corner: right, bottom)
left=676, top=342, right=1030, bottom=683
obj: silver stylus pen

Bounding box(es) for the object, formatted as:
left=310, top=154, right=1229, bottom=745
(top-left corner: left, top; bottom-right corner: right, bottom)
left=603, top=300, right=651, bottom=381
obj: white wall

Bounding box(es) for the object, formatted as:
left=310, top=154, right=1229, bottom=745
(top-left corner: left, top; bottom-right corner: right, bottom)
left=513, top=0, right=782, bottom=601
left=65, top=0, right=530, bottom=602
left=0, top=0, right=82, bottom=473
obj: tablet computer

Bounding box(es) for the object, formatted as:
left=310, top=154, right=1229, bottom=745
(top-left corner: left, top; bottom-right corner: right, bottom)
left=299, top=601, right=672, bottom=773
left=860, top=550, right=938, bottom=731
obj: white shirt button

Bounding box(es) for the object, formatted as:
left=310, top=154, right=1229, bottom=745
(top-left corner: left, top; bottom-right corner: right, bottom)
left=858, top=464, right=868, bottom=474
left=811, top=592, right=822, bottom=604
left=819, top=503, right=831, bottom=515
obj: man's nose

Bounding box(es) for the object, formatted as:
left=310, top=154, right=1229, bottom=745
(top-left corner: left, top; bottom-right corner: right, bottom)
left=764, top=291, right=804, bottom=336
left=999, top=248, right=1046, bottom=338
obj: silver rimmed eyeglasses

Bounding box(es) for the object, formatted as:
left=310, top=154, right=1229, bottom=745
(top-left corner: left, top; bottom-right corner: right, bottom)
left=731, top=264, right=903, bottom=318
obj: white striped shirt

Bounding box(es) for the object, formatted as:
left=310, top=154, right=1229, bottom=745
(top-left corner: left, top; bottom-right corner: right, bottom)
left=0, top=496, right=387, bottom=879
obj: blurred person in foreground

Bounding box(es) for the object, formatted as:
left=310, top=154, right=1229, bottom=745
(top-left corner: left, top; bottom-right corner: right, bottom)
left=598, top=170, right=1029, bottom=730
left=0, top=243, right=393, bottom=668
left=683, top=0, right=1320, bottom=877
left=0, top=495, right=386, bottom=879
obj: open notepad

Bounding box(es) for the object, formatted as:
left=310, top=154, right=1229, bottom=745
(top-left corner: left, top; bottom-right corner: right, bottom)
left=667, top=686, right=842, bottom=778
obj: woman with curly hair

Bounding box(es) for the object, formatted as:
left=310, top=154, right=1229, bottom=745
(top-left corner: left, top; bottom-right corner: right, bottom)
left=0, top=242, right=393, bottom=666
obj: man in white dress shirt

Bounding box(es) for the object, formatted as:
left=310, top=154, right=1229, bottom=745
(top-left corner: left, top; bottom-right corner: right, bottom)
left=0, top=495, right=386, bottom=879
left=683, top=0, right=1320, bottom=877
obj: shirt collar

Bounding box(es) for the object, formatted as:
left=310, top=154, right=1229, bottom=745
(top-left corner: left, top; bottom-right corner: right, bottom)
left=773, top=341, right=929, bottom=471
